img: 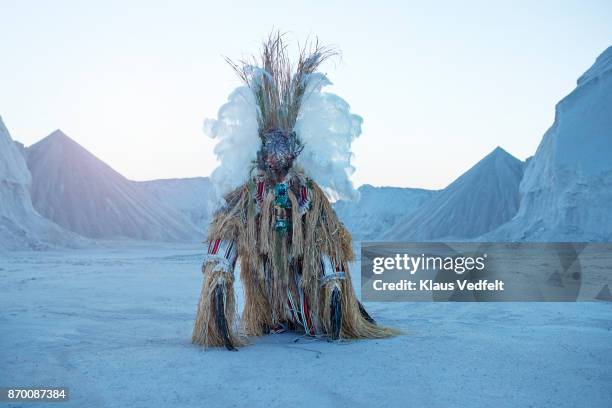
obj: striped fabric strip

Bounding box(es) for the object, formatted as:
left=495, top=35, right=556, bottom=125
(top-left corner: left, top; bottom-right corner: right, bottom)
left=203, top=239, right=238, bottom=274
left=297, top=184, right=312, bottom=215
left=321, top=255, right=346, bottom=286
left=254, top=175, right=265, bottom=209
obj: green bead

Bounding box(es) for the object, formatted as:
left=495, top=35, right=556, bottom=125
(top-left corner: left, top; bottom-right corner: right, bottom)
left=274, top=183, right=290, bottom=208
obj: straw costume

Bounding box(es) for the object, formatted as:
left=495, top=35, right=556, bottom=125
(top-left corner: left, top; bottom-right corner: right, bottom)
left=192, top=33, right=396, bottom=350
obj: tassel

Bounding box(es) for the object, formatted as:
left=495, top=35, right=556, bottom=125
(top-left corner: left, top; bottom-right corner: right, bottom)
left=214, top=283, right=237, bottom=351
left=192, top=264, right=245, bottom=349
left=330, top=284, right=342, bottom=340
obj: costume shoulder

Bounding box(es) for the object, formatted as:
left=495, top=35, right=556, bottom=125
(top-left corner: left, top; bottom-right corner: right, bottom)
left=206, top=184, right=249, bottom=241
left=306, top=180, right=355, bottom=263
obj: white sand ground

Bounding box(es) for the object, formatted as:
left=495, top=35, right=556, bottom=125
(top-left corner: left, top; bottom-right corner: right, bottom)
left=1, top=245, right=611, bottom=408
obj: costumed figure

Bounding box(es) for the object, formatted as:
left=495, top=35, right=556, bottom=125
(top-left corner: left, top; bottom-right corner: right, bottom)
left=193, top=33, right=397, bottom=350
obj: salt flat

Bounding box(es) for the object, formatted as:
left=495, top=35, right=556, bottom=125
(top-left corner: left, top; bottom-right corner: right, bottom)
left=1, top=246, right=611, bottom=408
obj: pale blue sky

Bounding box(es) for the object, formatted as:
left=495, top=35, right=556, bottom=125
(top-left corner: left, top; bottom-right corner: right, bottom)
left=1, top=0, right=611, bottom=189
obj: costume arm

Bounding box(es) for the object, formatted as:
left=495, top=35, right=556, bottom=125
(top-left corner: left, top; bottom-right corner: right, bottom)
left=308, top=183, right=385, bottom=339
left=192, top=188, right=246, bottom=350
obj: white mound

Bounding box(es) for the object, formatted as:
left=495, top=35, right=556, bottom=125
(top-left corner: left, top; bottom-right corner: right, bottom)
left=385, top=147, right=524, bottom=241
left=334, top=185, right=435, bottom=240
left=0, top=117, right=77, bottom=250
left=26, top=130, right=201, bottom=242
left=486, top=46, right=612, bottom=241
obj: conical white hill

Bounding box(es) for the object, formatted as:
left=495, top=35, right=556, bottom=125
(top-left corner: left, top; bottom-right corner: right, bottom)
left=385, top=147, right=524, bottom=241
left=0, top=117, right=77, bottom=250
left=486, top=46, right=612, bottom=241
left=26, top=130, right=201, bottom=242
left=334, top=185, right=435, bottom=240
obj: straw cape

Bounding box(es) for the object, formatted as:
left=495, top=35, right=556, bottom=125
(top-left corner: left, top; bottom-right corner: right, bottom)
left=192, top=33, right=397, bottom=350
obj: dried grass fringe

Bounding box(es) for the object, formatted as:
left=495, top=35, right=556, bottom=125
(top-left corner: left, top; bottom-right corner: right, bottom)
left=240, top=256, right=272, bottom=336
left=225, top=31, right=338, bottom=135
left=320, top=273, right=400, bottom=339
left=197, top=178, right=398, bottom=345
left=192, top=263, right=246, bottom=347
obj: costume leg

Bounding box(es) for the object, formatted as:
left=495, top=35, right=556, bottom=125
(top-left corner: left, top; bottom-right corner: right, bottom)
left=320, top=255, right=399, bottom=340
left=329, top=282, right=342, bottom=340
left=321, top=255, right=345, bottom=339
left=192, top=240, right=243, bottom=350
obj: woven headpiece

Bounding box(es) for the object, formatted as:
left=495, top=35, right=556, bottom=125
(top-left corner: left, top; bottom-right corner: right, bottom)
left=226, top=32, right=337, bottom=174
